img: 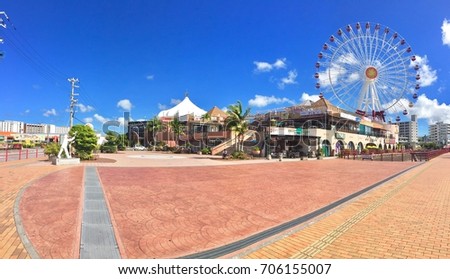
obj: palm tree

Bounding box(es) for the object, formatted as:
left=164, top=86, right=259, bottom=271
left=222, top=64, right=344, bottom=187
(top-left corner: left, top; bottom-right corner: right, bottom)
left=225, top=101, right=251, bottom=152
left=169, top=117, right=184, bottom=147
left=146, top=116, right=162, bottom=150
left=201, top=112, right=211, bottom=122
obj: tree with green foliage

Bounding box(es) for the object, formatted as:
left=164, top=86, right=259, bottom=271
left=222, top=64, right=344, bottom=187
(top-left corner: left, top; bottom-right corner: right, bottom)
left=44, top=142, right=61, bottom=159
left=225, top=100, right=251, bottom=152
left=421, top=142, right=438, bottom=150
left=70, top=124, right=98, bottom=160
left=116, top=133, right=129, bottom=150
left=170, top=117, right=184, bottom=146
left=146, top=116, right=162, bottom=149
left=100, top=131, right=125, bottom=153
left=202, top=112, right=211, bottom=122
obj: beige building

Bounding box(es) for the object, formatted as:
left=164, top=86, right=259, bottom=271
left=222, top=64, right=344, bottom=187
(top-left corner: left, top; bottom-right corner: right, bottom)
left=429, top=121, right=450, bottom=146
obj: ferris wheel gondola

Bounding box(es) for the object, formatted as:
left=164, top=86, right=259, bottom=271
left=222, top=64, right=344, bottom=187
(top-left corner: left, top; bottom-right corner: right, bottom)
left=314, top=22, right=420, bottom=122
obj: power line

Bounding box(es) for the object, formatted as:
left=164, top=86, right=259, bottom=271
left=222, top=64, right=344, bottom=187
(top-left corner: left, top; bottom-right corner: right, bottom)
left=1, top=11, right=115, bottom=124
left=0, top=11, right=8, bottom=59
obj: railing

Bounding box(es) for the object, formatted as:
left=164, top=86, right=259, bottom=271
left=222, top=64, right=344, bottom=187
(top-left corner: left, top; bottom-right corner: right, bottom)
left=410, top=149, right=450, bottom=161
left=340, top=148, right=450, bottom=162
left=210, top=130, right=255, bottom=155
left=0, top=148, right=45, bottom=162
left=340, top=150, right=411, bottom=162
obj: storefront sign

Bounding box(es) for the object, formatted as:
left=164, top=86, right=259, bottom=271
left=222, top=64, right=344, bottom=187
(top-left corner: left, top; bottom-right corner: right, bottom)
left=340, top=112, right=357, bottom=121
left=300, top=109, right=323, bottom=116
left=270, top=127, right=303, bottom=136
left=335, top=132, right=345, bottom=139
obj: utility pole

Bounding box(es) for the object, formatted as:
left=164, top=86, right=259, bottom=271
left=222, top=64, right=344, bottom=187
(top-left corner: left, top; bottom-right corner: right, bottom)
left=68, top=78, right=79, bottom=128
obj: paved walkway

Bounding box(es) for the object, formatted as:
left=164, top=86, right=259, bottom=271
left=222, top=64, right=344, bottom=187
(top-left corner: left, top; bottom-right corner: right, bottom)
left=1, top=151, right=449, bottom=259
left=0, top=158, right=73, bottom=258
left=240, top=155, right=450, bottom=259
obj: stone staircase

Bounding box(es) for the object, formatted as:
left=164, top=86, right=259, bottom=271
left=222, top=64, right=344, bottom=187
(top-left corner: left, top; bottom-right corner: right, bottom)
left=210, top=130, right=256, bottom=155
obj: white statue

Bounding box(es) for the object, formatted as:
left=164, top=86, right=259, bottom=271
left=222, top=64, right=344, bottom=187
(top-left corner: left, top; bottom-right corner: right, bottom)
left=58, top=132, right=77, bottom=159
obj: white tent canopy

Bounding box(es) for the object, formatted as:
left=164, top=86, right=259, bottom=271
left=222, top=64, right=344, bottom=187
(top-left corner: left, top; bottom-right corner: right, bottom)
left=157, top=96, right=207, bottom=118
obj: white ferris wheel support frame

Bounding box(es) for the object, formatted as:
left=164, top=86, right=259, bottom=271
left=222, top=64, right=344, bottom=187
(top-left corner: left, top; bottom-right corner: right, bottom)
left=318, top=22, right=418, bottom=122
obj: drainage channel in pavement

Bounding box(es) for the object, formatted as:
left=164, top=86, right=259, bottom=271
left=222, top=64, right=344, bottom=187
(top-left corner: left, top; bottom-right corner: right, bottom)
left=80, top=166, right=121, bottom=259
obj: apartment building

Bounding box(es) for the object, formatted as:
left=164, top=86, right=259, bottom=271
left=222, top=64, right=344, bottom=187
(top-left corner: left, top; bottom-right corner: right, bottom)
left=397, top=114, right=419, bottom=148
left=429, top=121, right=450, bottom=146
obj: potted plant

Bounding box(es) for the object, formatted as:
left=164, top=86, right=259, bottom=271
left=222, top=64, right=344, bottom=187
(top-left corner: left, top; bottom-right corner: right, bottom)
left=252, top=146, right=261, bottom=156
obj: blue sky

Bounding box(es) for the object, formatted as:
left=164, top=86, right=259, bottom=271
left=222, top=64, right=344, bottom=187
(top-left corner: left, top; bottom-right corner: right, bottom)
left=1, top=0, right=449, bottom=136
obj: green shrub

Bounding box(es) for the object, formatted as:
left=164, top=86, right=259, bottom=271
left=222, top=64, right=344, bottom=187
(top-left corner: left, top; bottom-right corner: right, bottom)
left=44, top=142, right=61, bottom=158
left=22, top=142, right=35, bottom=148
left=100, top=145, right=118, bottom=153
left=201, top=147, right=211, bottom=155
left=231, top=151, right=251, bottom=160
left=76, top=150, right=93, bottom=160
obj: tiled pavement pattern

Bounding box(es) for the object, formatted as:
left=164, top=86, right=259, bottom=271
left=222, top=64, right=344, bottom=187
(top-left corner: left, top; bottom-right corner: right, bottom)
left=18, top=166, right=84, bottom=258
left=241, top=154, right=450, bottom=259
left=1, top=152, right=449, bottom=259
left=0, top=158, right=72, bottom=258
left=97, top=159, right=417, bottom=258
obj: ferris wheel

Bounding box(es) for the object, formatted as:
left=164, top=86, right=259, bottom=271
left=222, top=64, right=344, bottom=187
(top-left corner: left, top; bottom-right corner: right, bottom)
left=314, top=22, right=420, bottom=122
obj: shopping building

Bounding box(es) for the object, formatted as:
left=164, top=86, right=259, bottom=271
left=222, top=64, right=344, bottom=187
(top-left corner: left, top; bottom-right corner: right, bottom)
left=127, top=95, right=400, bottom=157
left=0, top=120, right=69, bottom=144
left=249, top=98, right=399, bottom=157
left=128, top=96, right=230, bottom=150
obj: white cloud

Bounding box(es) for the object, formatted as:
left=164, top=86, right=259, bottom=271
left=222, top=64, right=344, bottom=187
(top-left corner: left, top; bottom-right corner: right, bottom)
left=77, top=103, right=95, bottom=113
left=398, top=94, right=450, bottom=124
left=146, top=75, right=154, bottom=80
left=273, top=58, right=287, bottom=69
left=94, top=113, right=109, bottom=123
left=117, top=117, right=127, bottom=126
left=83, top=117, right=93, bottom=123
left=278, top=70, right=298, bottom=89
left=442, top=19, right=450, bottom=47
left=253, top=58, right=287, bottom=73
left=317, top=52, right=358, bottom=89
left=410, top=55, right=437, bottom=87
left=158, top=103, right=167, bottom=110
left=248, top=94, right=295, bottom=107
left=117, top=99, right=132, bottom=110
left=300, top=92, right=321, bottom=103
left=170, top=98, right=181, bottom=105
left=254, top=61, right=273, bottom=72
left=43, top=108, right=57, bottom=117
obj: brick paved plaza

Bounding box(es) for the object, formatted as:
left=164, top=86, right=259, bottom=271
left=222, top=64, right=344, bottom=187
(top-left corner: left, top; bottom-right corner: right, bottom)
left=1, top=152, right=449, bottom=259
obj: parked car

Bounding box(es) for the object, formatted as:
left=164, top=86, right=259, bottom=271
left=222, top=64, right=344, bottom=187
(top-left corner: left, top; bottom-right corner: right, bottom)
left=134, top=145, right=146, bottom=151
